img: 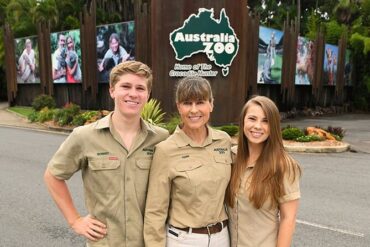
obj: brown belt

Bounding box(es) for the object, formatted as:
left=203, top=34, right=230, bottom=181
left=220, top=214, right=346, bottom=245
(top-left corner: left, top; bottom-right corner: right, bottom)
left=172, top=219, right=228, bottom=235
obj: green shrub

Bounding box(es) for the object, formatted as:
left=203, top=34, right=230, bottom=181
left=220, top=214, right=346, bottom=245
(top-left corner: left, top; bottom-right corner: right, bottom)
left=53, top=103, right=81, bottom=126
left=331, top=134, right=342, bottom=141
left=296, top=135, right=323, bottom=142
left=71, top=111, right=100, bottom=126
left=28, top=111, right=39, bottom=122
left=165, top=113, right=181, bottom=134
left=215, top=125, right=239, bottom=137
left=141, top=99, right=166, bottom=126
left=324, top=20, right=346, bottom=44
left=37, top=107, right=54, bottom=123
left=31, top=95, right=56, bottom=111
left=282, top=127, right=305, bottom=140
left=72, top=114, right=86, bottom=126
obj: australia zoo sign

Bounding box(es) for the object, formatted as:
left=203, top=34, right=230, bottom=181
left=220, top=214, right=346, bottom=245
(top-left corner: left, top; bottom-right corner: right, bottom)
left=169, top=8, right=240, bottom=77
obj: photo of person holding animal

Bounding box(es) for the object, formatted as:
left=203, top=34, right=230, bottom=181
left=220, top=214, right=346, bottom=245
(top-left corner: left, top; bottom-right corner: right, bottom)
left=257, top=26, right=284, bottom=84
left=323, top=44, right=339, bottom=86
left=295, top=37, right=315, bottom=85
left=51, top=30, right=82, bottom=83
left=15, top=36, right=40, bottom=84
left=96, top=21, right=135, bottom=82
left=65, top=35, right=82, bottom=83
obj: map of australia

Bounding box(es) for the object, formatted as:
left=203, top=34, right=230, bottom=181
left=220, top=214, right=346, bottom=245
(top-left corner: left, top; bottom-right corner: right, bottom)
left=169, top=8, right=239, bottom=76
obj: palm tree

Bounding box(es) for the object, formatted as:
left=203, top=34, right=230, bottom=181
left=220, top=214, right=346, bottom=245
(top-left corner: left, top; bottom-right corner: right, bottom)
left=333, top=0, right=360, bottom=26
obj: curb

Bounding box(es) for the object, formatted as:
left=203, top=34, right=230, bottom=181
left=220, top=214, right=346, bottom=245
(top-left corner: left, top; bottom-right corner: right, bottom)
left=0, top=124, right=70, bottom=136
left=40, top=123, right=74, bottom=133
left=284, top=142, right=350, bottom=153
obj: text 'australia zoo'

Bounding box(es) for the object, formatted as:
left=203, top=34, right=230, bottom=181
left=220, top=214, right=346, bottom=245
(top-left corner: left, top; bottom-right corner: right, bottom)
left=173, top=33, right=237, bottom=56
left=170, top=8, right=239, bottom=76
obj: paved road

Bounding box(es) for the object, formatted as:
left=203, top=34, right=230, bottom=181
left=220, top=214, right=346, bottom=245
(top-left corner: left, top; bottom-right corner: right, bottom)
left=0, top=127, right=85, bottom=247
left=1, top=126, right=369, bottom=246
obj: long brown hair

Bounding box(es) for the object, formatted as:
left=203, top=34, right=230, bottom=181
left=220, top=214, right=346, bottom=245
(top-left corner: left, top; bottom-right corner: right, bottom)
left=226, top=96, right=301, bottom=209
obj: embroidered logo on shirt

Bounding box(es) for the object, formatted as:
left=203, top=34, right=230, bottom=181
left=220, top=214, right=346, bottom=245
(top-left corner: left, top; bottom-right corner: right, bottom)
left=213, top=148, right=228, bottom=154
left=97, top=151, right=109, bottom=156
left=181, top=155, right=190, bottom=159
left=108, top=156, right=118, bottom=160
left=143, top=147, right=154, bottom=156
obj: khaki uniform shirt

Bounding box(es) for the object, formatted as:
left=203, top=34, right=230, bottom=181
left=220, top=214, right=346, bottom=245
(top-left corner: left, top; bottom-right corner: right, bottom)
left=228, top=146, right=301, bottom=247
left=48, top=113, right=169, bottom=247
left=144, top=126, right=232, bottom=246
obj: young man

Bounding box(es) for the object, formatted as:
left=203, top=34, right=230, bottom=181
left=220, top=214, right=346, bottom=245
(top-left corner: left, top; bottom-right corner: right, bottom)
left=44, top=61, right=169, bottom=246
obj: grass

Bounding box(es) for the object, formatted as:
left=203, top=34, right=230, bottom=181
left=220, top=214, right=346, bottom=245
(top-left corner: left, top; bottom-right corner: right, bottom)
left=8, top=106, right=34, bottom=118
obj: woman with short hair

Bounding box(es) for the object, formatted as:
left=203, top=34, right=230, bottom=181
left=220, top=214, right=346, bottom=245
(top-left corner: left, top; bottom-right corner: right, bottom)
left=144, top=76, right=232, bottom=247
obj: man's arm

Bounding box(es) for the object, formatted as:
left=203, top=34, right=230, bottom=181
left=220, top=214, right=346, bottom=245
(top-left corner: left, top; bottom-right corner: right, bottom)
left=44, top=168, right=107, bottom=241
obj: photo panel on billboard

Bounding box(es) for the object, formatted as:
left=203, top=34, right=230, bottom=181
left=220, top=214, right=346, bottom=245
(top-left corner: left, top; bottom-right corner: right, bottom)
left=96, top=21, right=135, bottom=83
left=257, top=26, right=284, bottom=84
left=15, top=36, right=40, bottom=84
left=344, top=49, right=352, bottom=86
left=50, top=29, right=82, bottom=83
left=323, top=44, right=339, bottom=86
left=295, top=36, right=315, bottom=85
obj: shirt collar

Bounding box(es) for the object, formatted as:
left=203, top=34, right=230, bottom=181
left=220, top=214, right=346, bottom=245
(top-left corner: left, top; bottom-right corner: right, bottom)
left=231, top=145, right=255, bottom=168
left=174, top=125, right=225, bottom=148
left=94, top=111, right=156, bottom=136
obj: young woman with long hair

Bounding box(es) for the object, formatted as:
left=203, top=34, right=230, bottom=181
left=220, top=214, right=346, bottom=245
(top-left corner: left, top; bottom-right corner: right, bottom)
left=226, top=95, right=301, bottom=247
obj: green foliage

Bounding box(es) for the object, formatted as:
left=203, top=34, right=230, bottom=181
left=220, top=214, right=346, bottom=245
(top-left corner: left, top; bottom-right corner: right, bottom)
left=333, top=0, right=361, bottom=26
left=215, top=125, right=239, bottom=137
left=165, top=113, right=181, bottom=134
left=71, top=111, right=99, bottom=126
left=37, top=107, right=54, bottom=123
left=361, top=0, right=370, bottom=27
left=27, top=110, right=39, bottom=122
left=141, top=99, right=166, bottom=126
left=8, top=106, right=33, bottom=117
left=306, top=11, right=322, bottom=40
left=364, top=38, right=370, bottom=55
left=296, top=135, right=323, bottom=142
left=71, top=114, right=86, bottom=126
left=31, top=95, right=56, bottom=111
left=53, top=103, right=81, bottom=126
left=282, top=127, right=305, bottom=140
left=350, top=33, right=364, bottom=54
left=62, top=15, right=80, bottom=30
left=324, top=20, right=347, bottom=44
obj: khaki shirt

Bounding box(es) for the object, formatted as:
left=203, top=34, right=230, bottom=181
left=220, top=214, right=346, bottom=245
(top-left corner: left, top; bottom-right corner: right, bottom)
left=48, top=113, right=169, bottom=247
left=228, top=146, right=301, bottom=247
left=144, top=126, right=232, bottom=246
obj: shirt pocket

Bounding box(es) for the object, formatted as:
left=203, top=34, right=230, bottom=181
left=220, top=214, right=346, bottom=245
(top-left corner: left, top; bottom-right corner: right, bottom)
left=135, top=159, right=152, bottom=211
left=174, top=161, right=203, bottom=197
left=213, top=155, right=232, bottom=183
left=88, top=157, right=121, bottom=194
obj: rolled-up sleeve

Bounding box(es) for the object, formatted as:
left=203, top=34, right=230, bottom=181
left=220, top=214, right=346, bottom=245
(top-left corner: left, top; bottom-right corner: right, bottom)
left=144, top=145, right=171, bottom=247
left=279, top=163, right=301, bottom=203
left=47, top=128, right=85, bottom=180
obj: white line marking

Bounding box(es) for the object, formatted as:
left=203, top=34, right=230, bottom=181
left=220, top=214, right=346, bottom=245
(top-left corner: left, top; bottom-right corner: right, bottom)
left=297, top=219, right=365, bottom=237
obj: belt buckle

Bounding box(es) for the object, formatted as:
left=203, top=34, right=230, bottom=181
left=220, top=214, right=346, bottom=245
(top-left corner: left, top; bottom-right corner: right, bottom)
left=206, top=222, right=218, bottom=235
